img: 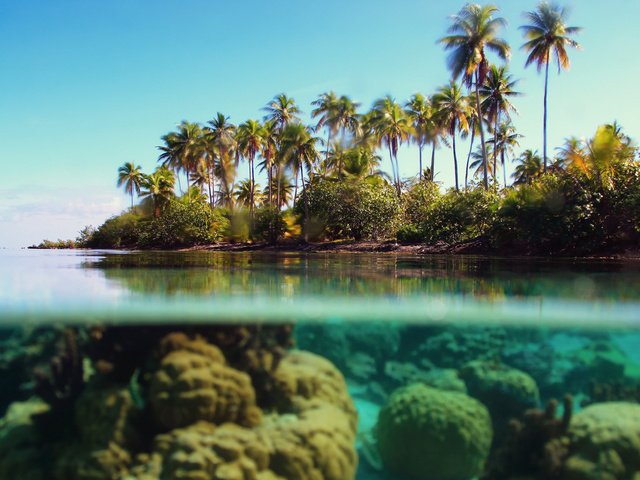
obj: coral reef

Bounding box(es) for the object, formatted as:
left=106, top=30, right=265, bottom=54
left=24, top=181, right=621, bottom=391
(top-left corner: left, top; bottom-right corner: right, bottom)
left=375, top=383, right=492, bottom=480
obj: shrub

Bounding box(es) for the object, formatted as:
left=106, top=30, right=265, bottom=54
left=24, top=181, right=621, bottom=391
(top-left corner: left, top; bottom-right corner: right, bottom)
left=419, top=188, right=499, bottom=244
left=88, top=212, right=142, bottom=249
left=402, top=180, right=441, bottom=227
left=252, top=207, right=287, bottom=244
left=137, top=199, right=228, bottom=248
left=396, top=224, right=422, bottom=244
left=491, top=173, right=596, bottom=254
left=299, top=179, right=402, bottom=240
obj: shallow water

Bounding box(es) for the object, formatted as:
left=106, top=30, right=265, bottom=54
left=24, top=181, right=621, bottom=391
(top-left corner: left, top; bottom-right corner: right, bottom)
left=1, top=249, right=640, bottom=479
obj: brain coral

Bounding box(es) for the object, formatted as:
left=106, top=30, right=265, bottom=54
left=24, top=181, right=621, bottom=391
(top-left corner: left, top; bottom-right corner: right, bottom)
left=148, top=333, right=262, bottom=430
left=131, top=350, right=358, bottom=480
left=562, top=402, right=640, bottom=480
left=375, top=383, right=493, bottom=480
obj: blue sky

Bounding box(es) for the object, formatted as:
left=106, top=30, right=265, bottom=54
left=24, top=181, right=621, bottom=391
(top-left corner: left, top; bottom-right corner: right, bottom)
left=1, top=0, right=639, bottom=247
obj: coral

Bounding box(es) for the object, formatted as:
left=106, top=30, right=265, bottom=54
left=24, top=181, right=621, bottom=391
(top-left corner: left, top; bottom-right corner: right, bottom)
left=562, top=402, right=640, bottom=480
left=460, top=360, right=540, bottom=433
left=482, top=395, right=573, bottom=480
left=0, top=398, right=51, bottom=480
left=375, top=383, right=493, bottom=480
left=409, top=326, right=506, bottom=369
left=382, top=361, right=466, bottom=393
left=131, top=350, right=358, bottom=480
left=148, top=333, right=262, bottom=431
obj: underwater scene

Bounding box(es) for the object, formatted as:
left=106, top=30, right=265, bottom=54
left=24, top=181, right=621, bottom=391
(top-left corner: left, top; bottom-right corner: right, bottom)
left=1, top=250, right=640, bottom=480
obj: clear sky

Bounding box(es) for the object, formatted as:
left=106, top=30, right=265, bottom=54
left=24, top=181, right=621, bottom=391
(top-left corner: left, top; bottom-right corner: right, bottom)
left=1, top=0, right=639, bottom=247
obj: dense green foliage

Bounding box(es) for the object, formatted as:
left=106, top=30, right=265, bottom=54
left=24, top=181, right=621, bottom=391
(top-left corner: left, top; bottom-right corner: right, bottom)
left=300, top=179, right=402, bottom=240
left=252, top=207, right=288, bottom=244
left=88, top=212, right=141, bottom=249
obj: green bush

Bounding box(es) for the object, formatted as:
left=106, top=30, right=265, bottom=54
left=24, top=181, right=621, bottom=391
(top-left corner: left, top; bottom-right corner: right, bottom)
left=88, top=212, right=142, bottom=249
left=419, top=188, right=499, bottom=244
left=300, top=179, right=402, bottom=240
left=252, top=207, right=287, bottom=244
left=403, top=180, right=440, bottom=227
left=396, top=224, right=422, bottom=244
left=491, top=173, right=596, bottom=254
left=137, top=199, right=228, bottom=248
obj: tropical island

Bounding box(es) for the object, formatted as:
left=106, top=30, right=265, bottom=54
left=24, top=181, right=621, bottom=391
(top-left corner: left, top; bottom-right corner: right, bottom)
left=33, top=3, right=640, bottom=256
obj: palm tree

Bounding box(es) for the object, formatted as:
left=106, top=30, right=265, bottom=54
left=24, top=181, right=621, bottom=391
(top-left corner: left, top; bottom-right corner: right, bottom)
left=140, top=167, right=176, bottom=217
left=311, top=91, right=338, bottom=160
left=405, top=93, right=433, bottom=180
left=463, top=102, right=480, bottom=189
left=279, top=123, right=319, bottom=237
left=117, top=162, right=144, bottom=209
left=488, top=122, right=522, bottom=187
left=440, top=3, right=510, bottom=190
left=433, top=82, right=471, bottom=191
left=234, top=179, right=263, bottom=209
left=263, top=94, right=300, bottom=130
left=513, top=149, right=543, bottom=184
left=191, top=159, right=212, bottom=204
left=158, top=121, right=202, bottom=201
left=556, top=136, right=587, bottom=172
left=205, top=113, right=237, bottom=206
left=470, top=145, right=496, bottom=181
left=259, top=119, right=279, bottom=207
left=480, top=65, right=521, bottom=186
left=521, top=2, right=582, bottom=172
left=236, top=119, right=265, bottom=215
left=371, top=96, right=412, bottom=196
left=264, top=173, right=293, bottom=209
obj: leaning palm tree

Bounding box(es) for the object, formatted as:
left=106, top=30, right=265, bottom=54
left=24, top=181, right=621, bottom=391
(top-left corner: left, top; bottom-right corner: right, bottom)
left=117, top=162, right=144, bottom=209
left=513, top=149, right=543, bottom=184
left=236, top=119, right=265, bottom=215
left=140, top=167, right=176, bottom=217
left=440, top=3, right=511, bottom=190
left=480, top=65, right=521, bottom=185
left=433, top=82, right=471, bottom=191
left=520, top=2, right=582, bottom=172
left=370, top=96, right=412, bottom=196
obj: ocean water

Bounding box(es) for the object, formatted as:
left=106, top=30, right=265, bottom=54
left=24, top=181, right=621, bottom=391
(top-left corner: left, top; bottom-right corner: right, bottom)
left=1, top=249, right=639, bottom=480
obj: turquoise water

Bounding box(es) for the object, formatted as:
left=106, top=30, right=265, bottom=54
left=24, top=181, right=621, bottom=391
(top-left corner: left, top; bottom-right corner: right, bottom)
left=1, top=249, right=640, bottom=479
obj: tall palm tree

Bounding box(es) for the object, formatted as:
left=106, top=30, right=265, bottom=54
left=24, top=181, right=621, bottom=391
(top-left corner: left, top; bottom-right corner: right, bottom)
left=433, top=82, right=471, bottom=191
left=405, top=93, right=433, bottom=180
left=440, top=3, right=510, bottom=190
left=140, top=167, right=176, bottom=217
left=513, top=149, right=543, bottom=184
left=117, top=162, right=144, bottom=209
left=463, top=102, right=480, bottom=189
left=521, top=2, right=582, bottom=172
left=236, top=119, right=265, bottom=215
left=371, top=96, right=412, bottom=196
left=259, top=119, right=279, bottom=207
left=480, top=65, right=521, bottom=186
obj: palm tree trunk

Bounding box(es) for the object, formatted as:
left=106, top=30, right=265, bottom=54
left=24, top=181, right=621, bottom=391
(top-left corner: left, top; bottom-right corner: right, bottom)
left=276, top=165, right=281, bottom=211
left=267, top=156, right=273, bottom=208
left=300, top=164, right=309, bottom=242
left=394, top=152, right=401, bottom=196
left=475, top=71, right=489, bottom=190
left=543, top=56, right=550, bottom=173
left=130, top=191, right=134, bottom=209
left=249, top=155, right=255, bottom=216
left=465, top=121, right=476, bottom=190
left=493, top=113, right=499, bottom=189
left=293, top=168, right=299, bottom=206
left=430, top=142, right=436, bottom=182
left=502, top=150, right=507, bottom=187
left=388, top=146, right=397, bottom=192
left=186, top=171, right=191, bottom=202
left=418, top=143, right=423, bottom=180
left=453, top=133, right=459, bottom=192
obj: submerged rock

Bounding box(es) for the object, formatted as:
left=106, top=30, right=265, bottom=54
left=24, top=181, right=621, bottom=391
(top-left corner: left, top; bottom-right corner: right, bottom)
left=375, top=383, right=492, bottom=480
